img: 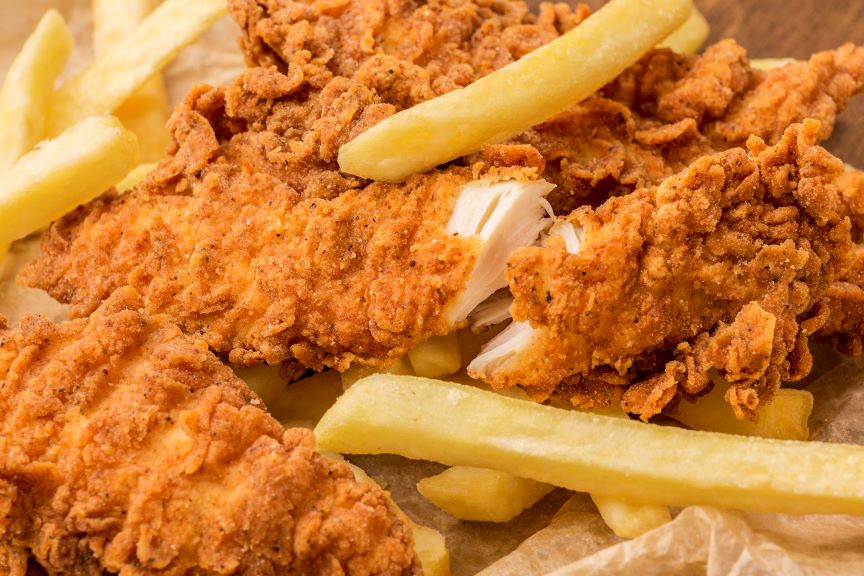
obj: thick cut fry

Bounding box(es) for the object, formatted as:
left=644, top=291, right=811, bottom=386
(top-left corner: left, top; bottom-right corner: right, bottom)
left=48, top=0, right=226, bottom=136
left=235, top=365, right=343, bottom=428
left=0, top=116, right=138, bottom=247
left=341, top=357, right=414, bottom=389
left=589, top=494, right=673, bottom=539
left=583, top=407, right=672, bottom=538
left=671, top=374, right=813, bottom=440
left=315, top=375, right=864, bottom=515
left=417, top=466, right=553, bottom=522
left=115, top=161, right=158, bottom=193
left=409, top=333, right=463, bottom=378
left=412, top=524, right=451, bottom=576
left=0, top=10, right=74, bottom=170
left=92, top=0, right=171, bottom=161
left=750, top=58, right=798, bottom=71
left=337, top=0, right=692, bottom=182
left=658, top=6, right=709, bottom=54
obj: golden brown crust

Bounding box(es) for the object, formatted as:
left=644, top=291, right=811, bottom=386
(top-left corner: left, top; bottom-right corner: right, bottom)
left=498, top=122, right=855, bottom=420
left=20, top=71, right=488, bottom=371
left=0, top=289, right=418, bottom=575
left=820, top=244, right=864, bottom=356
left=522, top=41, right=864, bottom=213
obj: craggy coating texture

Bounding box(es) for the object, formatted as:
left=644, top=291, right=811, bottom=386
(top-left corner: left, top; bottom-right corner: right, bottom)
left=232, top=0, right=864, bottom=213
left=20, top=79, right=497, bottom=371
left=520, top=41, right=864, bottom=213
left=0, top=289, right=418, bottom=575
left=821, top=245, right=864, bottom=356
left=20, top=0, right=574, bottom=371
left=20, top=0, right=864, bottom=373
left=486, top=122, right=856, bottom=420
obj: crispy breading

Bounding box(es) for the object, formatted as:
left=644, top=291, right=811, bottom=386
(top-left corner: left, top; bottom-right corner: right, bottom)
left=0, top=288, right=418, bottom=575
left=20, top=0, right=864, bottom=375
left=473, top=122, right=856, bottom=420
left=518, top=41, right=864, bottom=213
left=820, top=245, right=864, bottom=356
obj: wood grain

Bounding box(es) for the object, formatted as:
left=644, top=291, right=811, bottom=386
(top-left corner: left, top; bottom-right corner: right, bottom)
left=582, top=0, right=864, bottom=167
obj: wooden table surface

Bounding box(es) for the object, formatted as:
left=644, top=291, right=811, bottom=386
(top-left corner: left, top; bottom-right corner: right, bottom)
left=583, top=0, right=864, bottom=168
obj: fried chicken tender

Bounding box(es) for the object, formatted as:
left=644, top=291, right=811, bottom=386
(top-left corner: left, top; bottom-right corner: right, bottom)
left=0, top=288, right=418, bottom=575
left=470, top=121, right=856, bottom=420
left=20, top=0, right=864, bottom=375
left=519, top=41, right=864, bottom=213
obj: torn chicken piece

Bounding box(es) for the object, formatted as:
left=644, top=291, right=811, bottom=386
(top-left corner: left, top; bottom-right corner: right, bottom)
left=471, top=121, right=857, bottom=420
left=0, top=288, right=418, bottom=575
left=469, top=292, right=515, bottom=330
left=444, top=178, right=554, bottom=323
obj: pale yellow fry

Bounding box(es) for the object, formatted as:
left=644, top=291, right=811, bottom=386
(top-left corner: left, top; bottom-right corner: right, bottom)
left=0, top=116, right=138, bottom=247
left=658, top=5, right=710, bottom=54
left=112, top=90, right=171, bottom=161
left=671, top=374, right=813, bottom=440
left=750, top=58, right=798, bottom=71
left=234, top=364, right=343, bottom=428
left=590, top=494, right=673, bottom=539
left=93, top=0, right=171, bottom=162
left=338, top=0, right=691, bottom=182
left=413, top=524, right=451, bottom=576
left=116, top=162, right=158, bottom=193
left=584, top=407, right=671, bottom=538
left=417, top=466, right=553, bottom=523
left=315, top=375, right=864, bottom=515
left=92, top=0, right=163, bottom=53
left=408, top=333, right=462, bottom=379
left=48, top=0, right=226, bottom=136
left=0, top=10, right=74, bottom=170
left=341, top=356, right=413, bottom=390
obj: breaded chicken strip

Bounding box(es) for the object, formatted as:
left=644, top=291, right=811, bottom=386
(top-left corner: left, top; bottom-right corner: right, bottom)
left=470, top=121, right=856, bottom=420
left=20, top=74, right=551, bottom=371
left=233, top=0, right=864, bottom=212
left=20, top=0, right=864, bottom=374
left=0, top=288, right=417, bottom=575
left=520, top=41, right=864, bottom=212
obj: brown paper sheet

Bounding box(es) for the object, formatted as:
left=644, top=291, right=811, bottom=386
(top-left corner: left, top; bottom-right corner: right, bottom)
left=2, top=2, right=863, bottom=575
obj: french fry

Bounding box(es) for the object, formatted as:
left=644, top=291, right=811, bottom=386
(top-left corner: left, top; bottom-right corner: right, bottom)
left=584, top=407, right=672, bottom=538
left=116, top=162, right=158, bottom=193
left=337, top=0, right=692, bottom=182
left=234, top=364, right=343, bottom=428
left=48, top=0, right=226, bottom=136
left=750, top=58, right=798, bottom=71
left=417, top=466, right=554, bottom=523
left=658, top=6, right=710, bottom=54
left=0, top=10, right=74, bottom=170
left=412, top=524, right=451, bottom=576
left=315, top=375, right=864, bottom=515
left=408, top=333, right=462, bottom=378
left=0, top=116, right=138, bottom=248
left=589, top=495, right=673, bottom=539
left=671, top=374, right=813, bottom=440
left=92, top=0, right=171, bottom=162
left=341, top=357, right=413, bottom=389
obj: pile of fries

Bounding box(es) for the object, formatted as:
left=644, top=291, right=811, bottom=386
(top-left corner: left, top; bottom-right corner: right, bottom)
left=1, top=0, right=862, bottom=574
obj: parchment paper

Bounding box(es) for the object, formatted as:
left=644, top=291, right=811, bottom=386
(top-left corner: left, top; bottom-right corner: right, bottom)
left=2, top=2, right=863, bottom=574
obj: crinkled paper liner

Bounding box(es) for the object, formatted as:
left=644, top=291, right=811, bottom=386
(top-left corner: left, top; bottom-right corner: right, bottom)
left=2, top=2, right=863, bottom=574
